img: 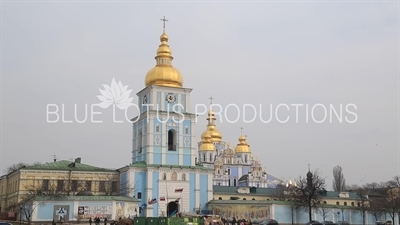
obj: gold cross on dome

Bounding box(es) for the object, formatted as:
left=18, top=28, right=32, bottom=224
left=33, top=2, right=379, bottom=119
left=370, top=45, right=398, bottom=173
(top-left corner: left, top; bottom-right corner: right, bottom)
left=160, top=16, right=168, bottom=29
left=240, top=126, right=244, bottom=134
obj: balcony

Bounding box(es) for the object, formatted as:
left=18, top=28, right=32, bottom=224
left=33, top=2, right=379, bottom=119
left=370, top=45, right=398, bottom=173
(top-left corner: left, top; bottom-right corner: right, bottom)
left=168, top=145, right=176, bottom=151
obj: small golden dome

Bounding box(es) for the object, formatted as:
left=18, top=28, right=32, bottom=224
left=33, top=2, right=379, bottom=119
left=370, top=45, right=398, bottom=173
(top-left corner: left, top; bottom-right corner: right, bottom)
left=235, top=135, right=251, bottom=153
left=201, top=109, right=222, bottom=142
left=145, top=31, right=183, bottom=88
left=199, top=135, right=215, bottom=151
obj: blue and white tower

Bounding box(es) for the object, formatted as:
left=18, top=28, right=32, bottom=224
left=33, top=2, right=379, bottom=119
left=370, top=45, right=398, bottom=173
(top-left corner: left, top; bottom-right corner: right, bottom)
left=119, top=18, right=213, bottom=217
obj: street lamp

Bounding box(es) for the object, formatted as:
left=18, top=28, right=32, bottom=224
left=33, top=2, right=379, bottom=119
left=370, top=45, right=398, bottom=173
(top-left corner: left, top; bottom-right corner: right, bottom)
left=20, top=206, right=22, bottom=225
left=336, top=212, right=340, bottom=222
left=341, top=209, right=344, bottom=221
left=291, top=206, right=294, bottom=225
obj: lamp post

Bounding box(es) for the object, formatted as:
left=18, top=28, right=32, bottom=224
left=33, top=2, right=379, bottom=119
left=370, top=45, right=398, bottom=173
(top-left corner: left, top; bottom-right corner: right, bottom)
left=336, top=212, right=340, bottom=222
left=291, top=206, right=294, bottom=225
left=341, top=209, right=344, bottom=221
left=20, top=206, right=22, bottom=225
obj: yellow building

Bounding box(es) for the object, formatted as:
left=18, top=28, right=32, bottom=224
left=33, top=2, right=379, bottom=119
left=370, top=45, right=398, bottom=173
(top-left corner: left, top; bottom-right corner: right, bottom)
left=0, top=157, right=120, bottom=213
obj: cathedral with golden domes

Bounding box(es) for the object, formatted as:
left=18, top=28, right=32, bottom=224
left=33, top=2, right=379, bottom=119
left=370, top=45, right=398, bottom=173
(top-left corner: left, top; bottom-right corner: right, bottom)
left=198, top=110, right=283, bottom=188
left=119, top=19, right=281, bottom=218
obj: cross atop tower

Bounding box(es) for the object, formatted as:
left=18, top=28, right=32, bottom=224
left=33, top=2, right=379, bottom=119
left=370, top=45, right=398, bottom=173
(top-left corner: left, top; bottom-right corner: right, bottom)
left=240, top=126, right=244, bottom=134
left=308, top=163, right=311, bottom=171
left=209, top=95, right=214, bottom=105
left=160, top=16, right=168, bottom=29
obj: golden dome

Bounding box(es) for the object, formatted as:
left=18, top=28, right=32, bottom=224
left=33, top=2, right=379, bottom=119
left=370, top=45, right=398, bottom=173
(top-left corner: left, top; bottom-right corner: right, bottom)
left=199, top=135, right=215, bottom=151
left=144, top=31, right=183, bottom=88
left=235, top=135, right=251, bottom=153
left=201, top=110, right=222, bottom=142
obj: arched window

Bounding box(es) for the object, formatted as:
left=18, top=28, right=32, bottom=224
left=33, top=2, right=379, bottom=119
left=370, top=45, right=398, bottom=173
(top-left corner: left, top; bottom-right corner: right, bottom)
left=336, top=201, right=339, bottom=205
left=244, top=155, right=248, bottom=163
left=324, top=201, right=327, bottom=204
left=351, top=202, right=354, bottom=206
left=252, top=198, right=255, bottom=200
left=185, top=127, right=189, bottom=135
left=218, top=197, right=222, bottom=200
left=243, top=198, right=246, bottom=200
left=138, top=132, right=143, bottom=153
left=171, top=172, right=177, bottom=181
left=203, top=154, right=206, bottom=162
left=168, top=129, right=176, bottom=151
left=138, top=192, right=142, bottom=199
left=209, top=154, right=212, bottom=162
left=162, top=173, right=166, bottom=180
left=344, top=202, right=347, bottom=206
left=234, top=179, right=237, bottom=186
left=182, top=174, right=186, bottom=181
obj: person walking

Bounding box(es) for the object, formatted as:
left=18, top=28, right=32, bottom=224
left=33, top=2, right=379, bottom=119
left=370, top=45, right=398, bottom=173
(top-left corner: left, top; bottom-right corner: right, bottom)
left=89, top=218, right=92, bottom=225
left=104, top=217, right=108, bottom=225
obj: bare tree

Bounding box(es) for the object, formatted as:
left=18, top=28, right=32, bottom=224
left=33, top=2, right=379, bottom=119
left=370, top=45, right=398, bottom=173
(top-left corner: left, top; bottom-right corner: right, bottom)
left=284, top=170, right=326, bottom=222
left=317, top=204, right=331, bottom=222
left=369, top=196, right=384, bottom=222
left=383, top=187, right=400, bottom=225
left=3, top=162, right=41, bottom=174
left=14, top=182, right=66, bottom=223
left=355, top=188, right=369, bottom=225
left=345, top=184, right=361, bottom=191
left=332, top=166, right=346, bottom=192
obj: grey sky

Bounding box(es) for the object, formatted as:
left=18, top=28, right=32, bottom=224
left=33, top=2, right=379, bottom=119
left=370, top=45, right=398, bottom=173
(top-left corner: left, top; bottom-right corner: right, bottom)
left=1, top=1, right=398, bottom=190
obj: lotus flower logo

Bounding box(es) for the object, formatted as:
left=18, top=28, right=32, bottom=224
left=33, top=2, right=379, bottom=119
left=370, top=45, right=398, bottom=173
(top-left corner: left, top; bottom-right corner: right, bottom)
left=97, top=78, right=133, bottom=110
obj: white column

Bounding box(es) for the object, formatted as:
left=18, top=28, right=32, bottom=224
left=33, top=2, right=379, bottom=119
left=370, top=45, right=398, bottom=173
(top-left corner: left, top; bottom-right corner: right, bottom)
left=161, top=115, right=167, bottom=164
left=191, top=118, right=196, bottom=166
left=112, top=201, right=117, bottom=220
left=179, top=121, right=183, bottom=166
left=146, top=170, right=153, bottom=216
left=195, top=172, right=200, bottom=211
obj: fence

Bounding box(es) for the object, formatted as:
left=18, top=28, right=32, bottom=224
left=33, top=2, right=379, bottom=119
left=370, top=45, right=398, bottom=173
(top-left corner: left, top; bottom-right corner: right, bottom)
left=132, top=217, right=204, bottom=225
left=0, top=212, right=17, bottom=221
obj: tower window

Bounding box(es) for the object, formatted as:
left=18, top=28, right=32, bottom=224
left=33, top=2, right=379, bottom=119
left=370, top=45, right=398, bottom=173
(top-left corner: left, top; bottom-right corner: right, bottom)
left=182, top=174, right=186, bottom=181
left=244, top=155, right=248, bottom=163
left=156, top=124, right=160, bottom=133
left=138, top=192, right=142, bottom=199
left=168, top=129, right=176, bottom=151
left=209, top=153, right=212, bottom=162
left=203, top=154, right=206, bottom=162
left=185, top=127, right=189, bottom=135
left=138, top=131, right=143, bottom=153
left=234, top=179, right=237, bottom=186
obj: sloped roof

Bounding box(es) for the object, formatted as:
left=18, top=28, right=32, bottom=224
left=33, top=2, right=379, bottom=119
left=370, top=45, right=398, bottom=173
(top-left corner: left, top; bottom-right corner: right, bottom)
left=23, top=160, right=116, bottom=172
left=33, top=195, right=139, bottom=202
left=126, top=161, right=213, bottom=171
left=213, top=186, right=361, bottom=200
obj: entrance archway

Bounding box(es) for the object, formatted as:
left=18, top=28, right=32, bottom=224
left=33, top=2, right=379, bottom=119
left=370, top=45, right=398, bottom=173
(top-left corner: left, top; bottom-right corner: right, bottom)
left=167, top=201, right=179, bottom=217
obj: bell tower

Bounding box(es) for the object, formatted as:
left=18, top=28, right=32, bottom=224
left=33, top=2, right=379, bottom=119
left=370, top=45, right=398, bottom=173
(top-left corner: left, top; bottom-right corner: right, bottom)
left=131, top=17, right=197, bottom=167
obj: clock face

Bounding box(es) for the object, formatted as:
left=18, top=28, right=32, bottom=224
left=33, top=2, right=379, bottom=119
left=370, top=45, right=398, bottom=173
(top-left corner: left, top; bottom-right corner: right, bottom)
left=142, top=95, right=148, bottom=104
left=166, top=93, right=176, bottom=103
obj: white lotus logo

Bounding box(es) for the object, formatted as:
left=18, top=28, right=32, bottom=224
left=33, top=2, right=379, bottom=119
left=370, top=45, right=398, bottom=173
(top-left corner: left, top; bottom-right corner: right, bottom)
left=97, top=78, right=133, bottom=109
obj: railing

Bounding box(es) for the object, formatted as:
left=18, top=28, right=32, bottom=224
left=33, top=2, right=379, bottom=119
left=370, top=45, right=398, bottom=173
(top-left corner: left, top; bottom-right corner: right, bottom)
left=168, top=145, right=176, bottom=151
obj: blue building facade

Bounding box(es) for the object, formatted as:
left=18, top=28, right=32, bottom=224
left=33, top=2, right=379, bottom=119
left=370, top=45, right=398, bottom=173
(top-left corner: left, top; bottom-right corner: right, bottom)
left=119, top=27, right=213, bottom=217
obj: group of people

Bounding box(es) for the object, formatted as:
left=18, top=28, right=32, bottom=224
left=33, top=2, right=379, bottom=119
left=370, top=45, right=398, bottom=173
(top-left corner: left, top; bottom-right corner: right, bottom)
left=89, top=216, right=107, bottom=225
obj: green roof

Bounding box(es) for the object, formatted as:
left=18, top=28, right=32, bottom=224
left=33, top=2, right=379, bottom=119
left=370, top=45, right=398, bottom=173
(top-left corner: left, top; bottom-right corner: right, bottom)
left=207, top=200, right=358, bottom=209
left=213, top=186, right=361, bottom=200
left=127, top=161, right=213, bottom=171
left=213, top=186, right=279, bottom=196
left=34, top=195, right=139, bottom=202
left=23, top=160, right=116, bottom=172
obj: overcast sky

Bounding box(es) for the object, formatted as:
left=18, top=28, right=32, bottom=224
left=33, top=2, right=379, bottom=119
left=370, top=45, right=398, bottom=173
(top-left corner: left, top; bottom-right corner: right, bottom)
left=1, top=1, right=398, bottom=190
